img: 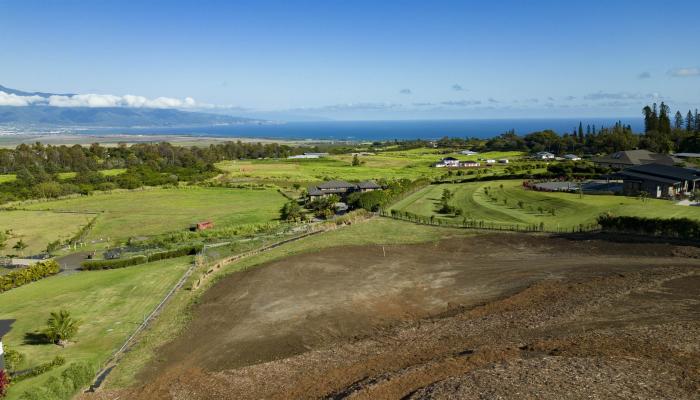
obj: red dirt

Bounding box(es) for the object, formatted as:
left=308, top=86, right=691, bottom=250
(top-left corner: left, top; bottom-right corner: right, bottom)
left=86, top=234, right=700, bottom=399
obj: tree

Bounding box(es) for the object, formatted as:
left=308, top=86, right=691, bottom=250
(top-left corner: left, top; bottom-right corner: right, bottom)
left=351, top=154, right=360, bottom=166
left=658, top=102, right=671, bottom=134
left=643, top=104, right=658, bottom=132
left=12, top=239, right=27, bottom=256
left=279, top=200, right=304, bottom=222
left=44, top=310, right=80, bottom=345
left=674, top=111, right=684, bottom=130
left=687, top=110, right=695, bottom=132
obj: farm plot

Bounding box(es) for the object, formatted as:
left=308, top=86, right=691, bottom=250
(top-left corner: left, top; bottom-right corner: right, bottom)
left=215, top=150, right=525, bottom=184
left=0, top=210, right=94, bottom=256
left=20, top=187, right=287, bottom=241
left=390, top=180, right=700, bottom=230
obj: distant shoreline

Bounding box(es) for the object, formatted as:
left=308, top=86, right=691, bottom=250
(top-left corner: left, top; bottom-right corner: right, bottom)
left=0, top=132, right=332, bottom=147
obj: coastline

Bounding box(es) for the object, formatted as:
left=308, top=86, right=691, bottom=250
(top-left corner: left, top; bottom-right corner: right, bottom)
left=0, top=133, right=332, bottom=147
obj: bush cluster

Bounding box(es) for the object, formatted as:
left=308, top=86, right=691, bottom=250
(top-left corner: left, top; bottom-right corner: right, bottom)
left=0, top=260, right=60, bottom=293
left=597, top=214, right=700, bottom=239
left=11, top=356, right=65, bottom=384
left=19, top=361, right=96, bottom=400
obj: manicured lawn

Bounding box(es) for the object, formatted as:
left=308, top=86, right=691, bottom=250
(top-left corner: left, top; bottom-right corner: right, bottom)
left=0, top=174, right=15, bottom=184
left=20, top=187, right=287, bottom=241
left=0, top=257, right=191, bottom=399
left=390, top=180, right=700, bottom=230
left=0, top=211, right=94, bottom=256
left=215, top=150, right=525, bottom=183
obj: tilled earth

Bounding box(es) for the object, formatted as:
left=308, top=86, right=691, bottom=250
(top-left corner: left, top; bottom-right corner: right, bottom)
left=90, top=234, right=700, bottom=399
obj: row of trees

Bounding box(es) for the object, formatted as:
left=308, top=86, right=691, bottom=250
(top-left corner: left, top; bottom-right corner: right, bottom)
left=642, top=102, right=700, bottom=153
left=0, top=141, right=310, bottom=175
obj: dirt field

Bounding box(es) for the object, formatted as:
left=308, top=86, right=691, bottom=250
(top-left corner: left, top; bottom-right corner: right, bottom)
left=90, top=234, right=700, bottom=399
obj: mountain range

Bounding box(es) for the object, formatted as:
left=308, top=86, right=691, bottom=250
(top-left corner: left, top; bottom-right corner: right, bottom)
left=0, top=85, right=259, bottom=127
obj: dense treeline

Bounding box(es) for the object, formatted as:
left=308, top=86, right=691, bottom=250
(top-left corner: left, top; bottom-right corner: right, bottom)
left=0, top=141, right=311, bottom=204
left=0, top=259, right=61, bottom=293
left=597, top=214, right=700, bottom=240
left=374, top=104, right=700, bottom=155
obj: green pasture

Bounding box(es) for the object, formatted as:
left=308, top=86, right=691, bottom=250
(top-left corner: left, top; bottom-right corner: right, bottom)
left=215, top=150, right=525, bottom=183
left=390, top=180, right=700, bottom=230
left=0, top=168, right=126, bottom=183
left=0, top=256, right=191, bottom=399
left=20, top=187, right=287, bottom=242
left=0, top=211, right=94, bottom=256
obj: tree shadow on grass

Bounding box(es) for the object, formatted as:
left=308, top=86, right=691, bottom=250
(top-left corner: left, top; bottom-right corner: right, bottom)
left=23, top=331, right=50, bottom=345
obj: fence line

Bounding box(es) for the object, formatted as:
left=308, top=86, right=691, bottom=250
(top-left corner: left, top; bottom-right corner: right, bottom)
left=379, top=209, right=600, bottom=234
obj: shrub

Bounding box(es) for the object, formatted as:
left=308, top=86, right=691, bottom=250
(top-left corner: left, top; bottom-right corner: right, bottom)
left=11, top=355, right=66, bottom=383
left=146, top=244, right=203, bottom=262
left=597, top=214, right=700, bottom=239
left=19, top=361, right=96, bottom=400
left=44, top=310, right=79, bottom=345
left=4, top=347, right=25, bottom=372
left=0, top=260, right=60, bottom=293
left=0, top=370, right=8, bottom=398
left=81, top=255, right=147, bottom=270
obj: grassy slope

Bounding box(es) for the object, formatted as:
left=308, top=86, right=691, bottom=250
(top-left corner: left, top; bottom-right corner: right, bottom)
left=106, top=218, right=470, bottom=387
left=0, top=257, right=191, bottom=399
left=21, top=187, right=287, bottom=241
left=0, top=211, right=94, bottom=255
left=215, top=151, right=525, bottom=183
left=391, top=180, right=700, bottom=230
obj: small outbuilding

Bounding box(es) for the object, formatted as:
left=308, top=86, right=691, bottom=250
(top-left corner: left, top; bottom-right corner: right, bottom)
left=190, top=221, right=214, bottom=231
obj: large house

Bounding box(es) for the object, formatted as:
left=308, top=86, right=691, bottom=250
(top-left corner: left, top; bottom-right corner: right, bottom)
left=434, top=157, right=460, bottom=168
left=534, top=151, right=555, bottom=160
left=593, top=149, right=680, bottom=170
left=618, top=163, right=700, bottom=198
left=307, top=180, right=381, bottom=200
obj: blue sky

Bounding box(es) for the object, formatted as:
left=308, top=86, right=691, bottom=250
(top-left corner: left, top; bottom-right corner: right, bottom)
left=1, top=0, right=699, bottom=120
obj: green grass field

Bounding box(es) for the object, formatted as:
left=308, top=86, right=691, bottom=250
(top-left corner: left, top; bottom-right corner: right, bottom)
left=0, top=256, right=191, bottom=399
left=20, top=187, right=287, bottom=242
left=0, top=168, right=126, bottom=183
left=0, top=211, right=94, bottom=255
left=390, top=180, right=700, bottom=230
left=215, top=150, right=525, bottom=184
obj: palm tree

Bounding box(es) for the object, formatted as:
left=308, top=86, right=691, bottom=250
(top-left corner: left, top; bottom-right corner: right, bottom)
left=44, top=310, right=80, bottom=345
left=12, top=239, right=28, bottom=256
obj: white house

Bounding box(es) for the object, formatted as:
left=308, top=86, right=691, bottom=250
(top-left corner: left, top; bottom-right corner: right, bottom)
left=485, top=159, right=496, bottom=164
left=459, top=161, right=481, bottom=167
left=534, top=151, right=555, bottom=160
left=460, top=150, right=478, bottom=156
left=564, top=154, right=581, bottom=161
left=288, top=152, right=330, bottom=159
left=434, top=157, right=461, bottom=168
left=498, top=159, right=509, bottom=164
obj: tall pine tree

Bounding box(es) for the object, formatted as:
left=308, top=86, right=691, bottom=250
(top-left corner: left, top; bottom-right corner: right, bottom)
left=674, top=111, right=684, bottom=130
left=687, top=110, right=695, bottom=132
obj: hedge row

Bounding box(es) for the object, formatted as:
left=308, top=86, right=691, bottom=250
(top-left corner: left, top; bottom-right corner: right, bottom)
left=19, top=361, right=96, bottom=400
left=81, top=244, right=203, bottom=270
left=11, top=356, right=65, bottom=384
left=0, top=260, right=61, bottom=293
left=597, top=214, right=700, bottom=240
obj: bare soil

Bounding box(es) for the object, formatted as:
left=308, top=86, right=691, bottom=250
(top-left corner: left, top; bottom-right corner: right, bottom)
left=89, top=234, right=700, bottom=399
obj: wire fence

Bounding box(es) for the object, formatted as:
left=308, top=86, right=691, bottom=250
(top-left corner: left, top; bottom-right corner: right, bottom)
left=379, top=209, right=600, bottom=234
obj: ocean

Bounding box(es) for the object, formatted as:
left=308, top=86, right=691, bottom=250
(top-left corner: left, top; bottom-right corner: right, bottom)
left=85, top=118, right=643, bottom=142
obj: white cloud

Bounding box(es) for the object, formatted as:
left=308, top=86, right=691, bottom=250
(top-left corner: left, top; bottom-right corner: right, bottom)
left=668, top=67, right=700, bottom=77
left=0, top=91, right=201, bottom=109
left=0, top=91, right=44, bottom=106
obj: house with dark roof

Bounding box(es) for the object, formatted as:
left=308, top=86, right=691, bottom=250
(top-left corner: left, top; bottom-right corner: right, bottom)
left=593, top=149, right=680, bottom=170
left=618, top=163, right=700, bottom=198
left=307, top=180, right=381, bottom=199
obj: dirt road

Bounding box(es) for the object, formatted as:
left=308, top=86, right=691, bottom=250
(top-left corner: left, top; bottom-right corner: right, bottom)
left=91, top=234, right=700, bottom=399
